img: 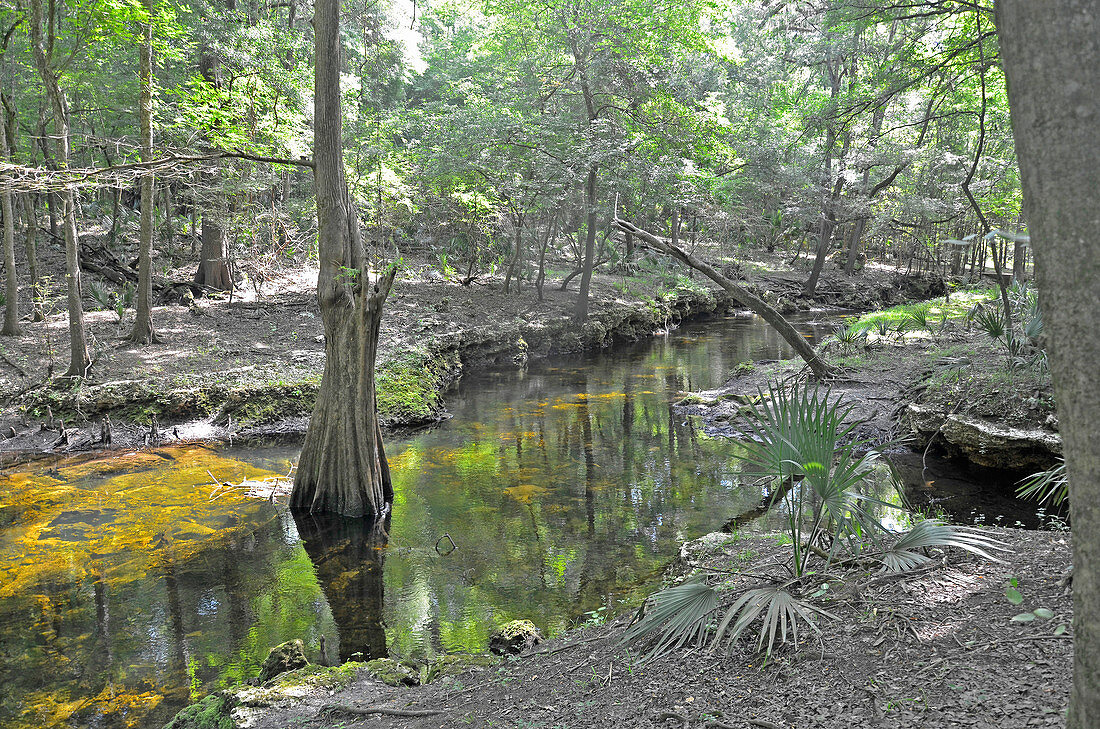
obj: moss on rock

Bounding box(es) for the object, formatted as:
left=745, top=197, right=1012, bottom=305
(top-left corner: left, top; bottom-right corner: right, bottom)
left=364, top=658, right=421, bottom=687
left=376, top=349, right=459, bottom=426
left=161, top=692, right=236, bottom=729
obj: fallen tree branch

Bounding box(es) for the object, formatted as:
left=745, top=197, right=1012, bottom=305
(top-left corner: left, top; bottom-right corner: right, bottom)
left=1, top=150, right=313, bottom=194
left=655, top=710, right=689, bottom=725
left=611, top=217, right=834, bottom=380
left=321, top=704, right=444, bottom=718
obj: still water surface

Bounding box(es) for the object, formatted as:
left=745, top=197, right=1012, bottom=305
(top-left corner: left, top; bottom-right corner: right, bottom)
left=0, top=314, right=1034, bottom=728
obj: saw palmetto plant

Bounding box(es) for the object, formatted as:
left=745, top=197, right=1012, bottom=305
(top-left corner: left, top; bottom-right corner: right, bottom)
left=622, top=381, right=1009, bottom=662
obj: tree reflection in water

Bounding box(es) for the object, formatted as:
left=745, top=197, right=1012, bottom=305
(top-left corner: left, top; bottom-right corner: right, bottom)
left=293, top=511, right=389, bottom=662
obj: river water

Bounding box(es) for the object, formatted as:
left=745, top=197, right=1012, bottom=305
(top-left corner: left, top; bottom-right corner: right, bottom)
left=0, top=313, right=1040, bottom=729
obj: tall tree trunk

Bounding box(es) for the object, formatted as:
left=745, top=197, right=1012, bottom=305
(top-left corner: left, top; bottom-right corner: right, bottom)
left=1, top=167, right=17, bottom=336
left=291, top=0, right=396, bottom=518
left=804, top=61, right=845, bottom=297
left=997, top=6, right=1100, bottom=728
left=503, top=209, right=523, bottom=294
left=193, top=46, right=232, bottom=291
left=612, top=217, right=832, bottom=380
left=573, top=165, right=597, bottom=322
left=163, top=184, right=176, bottom=253
left=23, top=195, right=43, bottom=321
left=195, top=205, right=232, bottom=290
left=30, top=0, right=90, bottom=377
left=1011, top=240, right=1026, bottom=281
left=129, top=0, right=160, bottom=344
left=1, top=68, right=18, bottom=335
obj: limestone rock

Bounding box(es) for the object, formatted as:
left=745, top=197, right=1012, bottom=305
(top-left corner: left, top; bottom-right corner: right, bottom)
left=905, top=403, right=1062, bottom=470
left=258, top=639, right=309, bottom=683
left=365, top=657, right=421, bottom=686
left=489, top=620, right=543, bottom=655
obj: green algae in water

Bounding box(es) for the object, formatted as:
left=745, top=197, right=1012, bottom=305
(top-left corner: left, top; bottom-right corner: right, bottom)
left=0, top=445, right=335, bottom=729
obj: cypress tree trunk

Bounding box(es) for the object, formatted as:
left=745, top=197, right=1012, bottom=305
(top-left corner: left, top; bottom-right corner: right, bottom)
left=290, top=0, right=396, bottom=518
left=129, top=0, right=160, bottom=344
left=1, top=82, right=18, bottom=335
left=996, top=4, right=1100, bottom=727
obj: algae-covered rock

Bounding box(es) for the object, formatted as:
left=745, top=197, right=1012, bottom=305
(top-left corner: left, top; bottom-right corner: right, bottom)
left=365, top=657, right=421, bottom=687
left=162, top=692, right=236, bottom=729
left=258, top=639, right=309, bottom=682
left=424, top=653, right=501, bottom=683
left=489, top=620, right=542, bottom=655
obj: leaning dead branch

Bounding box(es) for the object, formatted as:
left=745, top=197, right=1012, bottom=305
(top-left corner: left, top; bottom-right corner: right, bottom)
left=611, top=217, right=835, bottom=380
left=0, top=150, right=314, bottom=195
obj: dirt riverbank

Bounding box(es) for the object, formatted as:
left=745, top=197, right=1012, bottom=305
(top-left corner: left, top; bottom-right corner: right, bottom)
left=0, top=251, right=939, bottom=460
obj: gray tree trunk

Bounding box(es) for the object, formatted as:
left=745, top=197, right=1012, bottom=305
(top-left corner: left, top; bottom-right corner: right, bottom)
left=30, top=0, right=90, bottom=377
left=574, top=165, right=597, bottom=322
left=996, top=4, right=1100, bottom=727
left=291, top=0, right=396, bottom=518
left=129, top=0, right=160, bottom=344
left=1, top=176, right=17, bottom=336
left=23, top=195, right=42, bottom=321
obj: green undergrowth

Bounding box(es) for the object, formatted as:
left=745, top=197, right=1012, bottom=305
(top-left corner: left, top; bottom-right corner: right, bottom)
left=848, top=285, right=996, bottom=332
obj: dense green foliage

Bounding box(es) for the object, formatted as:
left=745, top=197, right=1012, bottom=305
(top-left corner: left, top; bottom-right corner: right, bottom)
left=0, top=0, right=1022, bottom=311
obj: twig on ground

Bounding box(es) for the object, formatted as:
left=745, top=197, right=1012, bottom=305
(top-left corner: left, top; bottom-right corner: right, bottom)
left=525, top=633, right=604, bottom=658
left=747, top=720, right=784, bottom=729
left=655, top=710, right=689, bottom=726
left=321, top=704, right=445, bottom=718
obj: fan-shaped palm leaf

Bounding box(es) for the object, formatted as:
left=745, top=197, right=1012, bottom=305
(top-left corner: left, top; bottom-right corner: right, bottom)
left=710, top=586, right=838, bottom=658
left=1017, top=460, right=1067, bottom=506
left=619, top=577, right=718, bottom=661
left=876, top=520, right=1011, bottom=573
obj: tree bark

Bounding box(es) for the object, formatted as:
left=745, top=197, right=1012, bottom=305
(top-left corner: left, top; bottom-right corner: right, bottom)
left=193, top=45, right=232, bottom=292
left=195, top=208, right=232, bottom=290
left=129, top=0, right=160, bottom=344
left=996, top=4, right=1100, bottom=727
left=30, top=0, right=90, bottom=377
left=612, top=217, right=832, bottom=380
left=804, top=60, right=845, bottom=297
left=573, top=165, right=597, bottom=322
left=1, top=179, right=17, bottom=336
left=23, top=194, right=43, bottom=321
left=1, top=72, right=18, bottom=335
left=290, top=0, right=396, bottom=518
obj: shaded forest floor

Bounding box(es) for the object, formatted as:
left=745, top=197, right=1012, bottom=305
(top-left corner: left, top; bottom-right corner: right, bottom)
left=0, top=238, right=941, bottom=458
left=198, top=527, right=1072, bottom=729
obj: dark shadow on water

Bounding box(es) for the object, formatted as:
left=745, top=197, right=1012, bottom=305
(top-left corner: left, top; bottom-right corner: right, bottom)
left=293, top=510, right=389, bottom=663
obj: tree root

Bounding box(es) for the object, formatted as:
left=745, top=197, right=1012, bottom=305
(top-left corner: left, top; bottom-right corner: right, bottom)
left=321, top=704, right=444, bottom=718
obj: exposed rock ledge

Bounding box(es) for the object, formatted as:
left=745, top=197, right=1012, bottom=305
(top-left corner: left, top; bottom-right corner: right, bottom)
left=904, top=402, right=1061, bottom=471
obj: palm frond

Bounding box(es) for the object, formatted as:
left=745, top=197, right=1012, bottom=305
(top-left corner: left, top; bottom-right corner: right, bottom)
left=1017, top=460, right=1067, bottom=506
left=711, top=586, right=837, bottom=658
left=876, top=520, right=1012, bottom=573
left=619, top=577, right=718, bottom=661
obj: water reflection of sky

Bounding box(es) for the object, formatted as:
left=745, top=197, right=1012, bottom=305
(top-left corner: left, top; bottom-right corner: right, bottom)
left=0, top=314, right=1041, bottom=729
